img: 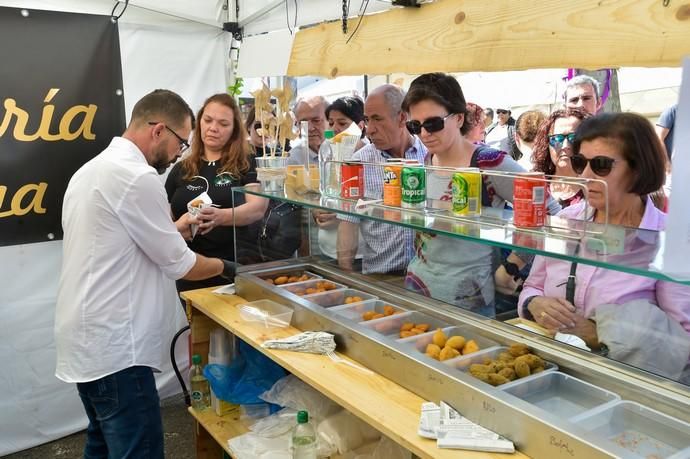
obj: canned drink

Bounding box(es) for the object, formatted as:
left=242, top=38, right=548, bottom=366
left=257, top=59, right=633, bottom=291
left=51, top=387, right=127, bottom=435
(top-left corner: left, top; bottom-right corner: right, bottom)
left=340, top=162, right=364, bottom=199
left=513, top=172, right=546, bottom=228
left=401, top=166, right=426, bottom=208
left=451, top=168, right=482, bottom=217
left=383, top=163, right=403, bottom=206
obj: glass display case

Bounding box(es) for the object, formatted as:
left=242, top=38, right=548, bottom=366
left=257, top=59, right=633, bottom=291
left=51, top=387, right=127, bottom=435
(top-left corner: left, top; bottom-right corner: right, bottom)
left=231, top=183, right=690, bottom=459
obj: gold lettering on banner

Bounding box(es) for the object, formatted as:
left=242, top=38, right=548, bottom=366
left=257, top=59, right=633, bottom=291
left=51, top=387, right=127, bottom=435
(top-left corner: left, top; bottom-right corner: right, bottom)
left=0, top=88, right=97, bottom=141
left=0, top=183, right=48, bottom=218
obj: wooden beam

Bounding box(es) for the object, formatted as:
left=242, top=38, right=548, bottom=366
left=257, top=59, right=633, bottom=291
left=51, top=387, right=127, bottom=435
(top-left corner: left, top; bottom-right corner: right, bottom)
left=287, top=0, right=690, bottom=77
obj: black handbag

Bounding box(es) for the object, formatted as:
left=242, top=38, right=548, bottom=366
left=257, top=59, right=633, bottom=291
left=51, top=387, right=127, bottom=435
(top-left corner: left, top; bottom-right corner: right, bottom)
left=256, top=201, right=302, bottom=262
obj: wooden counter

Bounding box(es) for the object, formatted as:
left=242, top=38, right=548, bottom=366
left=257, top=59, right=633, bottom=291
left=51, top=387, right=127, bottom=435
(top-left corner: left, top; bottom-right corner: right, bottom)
left=182, top=287, right=528, bottom=459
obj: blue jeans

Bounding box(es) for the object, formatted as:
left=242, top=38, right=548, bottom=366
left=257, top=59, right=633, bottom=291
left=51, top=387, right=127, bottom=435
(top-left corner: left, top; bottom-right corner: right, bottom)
left=77, top=366, right=164, bottom=459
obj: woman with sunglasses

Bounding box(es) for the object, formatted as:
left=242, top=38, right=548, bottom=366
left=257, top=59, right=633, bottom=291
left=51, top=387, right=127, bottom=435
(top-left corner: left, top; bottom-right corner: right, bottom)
left=495, top=108, right=591, bottom=295
left=402, top=73, right=559, bottom=317
left=519, top=113, right=690, bottom=379
left=532, top=107, right=591, bottom=207
left=165, top=93, right=268, bottom=291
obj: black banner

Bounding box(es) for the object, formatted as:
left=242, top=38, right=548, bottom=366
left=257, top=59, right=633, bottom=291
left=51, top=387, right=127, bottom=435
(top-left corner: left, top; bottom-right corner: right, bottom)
left=0, top=7, right=125, bottom=247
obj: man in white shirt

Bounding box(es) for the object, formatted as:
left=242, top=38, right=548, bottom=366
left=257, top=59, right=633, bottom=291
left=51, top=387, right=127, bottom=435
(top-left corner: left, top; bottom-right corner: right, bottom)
left=55, top=90, right=235, bottom=458
left=484, top=106, right=515, bottom=152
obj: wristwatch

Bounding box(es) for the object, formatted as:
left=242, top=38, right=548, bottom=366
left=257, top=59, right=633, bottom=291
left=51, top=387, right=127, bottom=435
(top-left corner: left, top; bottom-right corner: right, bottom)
left=522, top=295, right=539, bottom=321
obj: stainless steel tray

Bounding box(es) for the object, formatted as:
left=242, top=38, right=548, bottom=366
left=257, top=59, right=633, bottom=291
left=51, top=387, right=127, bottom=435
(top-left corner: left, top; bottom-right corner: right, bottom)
left=501, top=371, right=620, bottom=422
left=234, top=260, right=690, bottom=459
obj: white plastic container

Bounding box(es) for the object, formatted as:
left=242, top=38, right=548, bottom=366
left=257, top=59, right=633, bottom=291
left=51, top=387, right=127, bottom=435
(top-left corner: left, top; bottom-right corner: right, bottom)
left=500, top=371, right=620, bottom=421
left=277, top=278, right=347, bottom=297
left=572, top=400, right=690, bottom=459
left=444, top=346, right=557, bottom=387
left=398, top=325, right=500, bottom=357
left=304, top=288, right=378, bottom=308
left=330, top=299, right=408, bottom=322
left=359, top=310, right=450, bottom=339
left=237, top=299, right=293, bottom=329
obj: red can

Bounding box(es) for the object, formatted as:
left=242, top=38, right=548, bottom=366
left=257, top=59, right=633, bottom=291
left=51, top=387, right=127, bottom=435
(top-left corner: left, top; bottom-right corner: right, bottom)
left=513, top=172, right=546, bottom=228
left=341, top=162, right=364, bottom=199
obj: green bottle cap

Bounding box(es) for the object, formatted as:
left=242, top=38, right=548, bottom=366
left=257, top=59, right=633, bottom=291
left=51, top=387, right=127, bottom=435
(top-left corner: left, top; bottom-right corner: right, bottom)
left=297, top=410, right=308, bottom=423
left=324, top=130, right=334, bottom=139
left=192, top=354, right=202, bottom=365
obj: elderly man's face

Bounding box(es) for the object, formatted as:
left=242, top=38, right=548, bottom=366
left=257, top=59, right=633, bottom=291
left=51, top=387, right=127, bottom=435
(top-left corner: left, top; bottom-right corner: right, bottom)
left=565, top=84, right=601, bottom=115
left=363, top=93, right=405, bottom=152
left=295, top=102, right=328, bottom=152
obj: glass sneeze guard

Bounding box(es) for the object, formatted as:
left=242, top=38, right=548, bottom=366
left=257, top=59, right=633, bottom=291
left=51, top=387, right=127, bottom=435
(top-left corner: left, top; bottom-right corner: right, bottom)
left=235, top=186, right=688, bottom=286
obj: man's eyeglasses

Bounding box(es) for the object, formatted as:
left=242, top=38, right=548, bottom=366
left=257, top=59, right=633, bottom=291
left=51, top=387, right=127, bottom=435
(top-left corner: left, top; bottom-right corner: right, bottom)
left=496, top=109, right=509, bottom=115
left=148, top=121, right=190, bottom=153
left=570, top=153, right=618, bottom=177
left=406, top=113, right=455, bottom=135
left=548, top=132, right=576, bottom=150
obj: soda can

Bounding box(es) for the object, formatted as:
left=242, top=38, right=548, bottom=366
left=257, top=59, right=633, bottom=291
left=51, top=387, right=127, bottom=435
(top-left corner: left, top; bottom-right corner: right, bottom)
left=383, top=163, right=403, bottom=206
left=451, top=168, right=482, bottom=217
left=340, top=162, right=364, bottom=199
left=513, top=172, right=546, bottom=228
left=401, top=166, right=426, bottom=208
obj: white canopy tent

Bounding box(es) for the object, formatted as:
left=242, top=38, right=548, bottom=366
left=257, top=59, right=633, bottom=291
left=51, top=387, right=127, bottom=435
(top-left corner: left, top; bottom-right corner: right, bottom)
left=0, top=0, right=683, bottom=454
left=0, top=1, right=230, bottom=454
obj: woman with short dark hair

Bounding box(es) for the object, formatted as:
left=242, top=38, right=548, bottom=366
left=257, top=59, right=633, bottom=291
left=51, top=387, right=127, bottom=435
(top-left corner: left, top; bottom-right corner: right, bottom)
left=326, top=96, right=368, bottom=150
left=519, top=112, right=690, bottom=380
left=401, top=73, right=559, bottom=317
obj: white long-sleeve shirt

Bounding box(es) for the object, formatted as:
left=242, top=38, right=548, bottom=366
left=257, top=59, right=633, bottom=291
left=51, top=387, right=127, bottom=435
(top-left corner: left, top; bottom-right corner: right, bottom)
left=55, top=137, right=196, bottom=383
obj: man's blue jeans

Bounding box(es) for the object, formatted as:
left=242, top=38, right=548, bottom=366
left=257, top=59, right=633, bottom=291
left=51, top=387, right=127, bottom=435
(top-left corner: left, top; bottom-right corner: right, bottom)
left=76, top=366, right=164, bottom=459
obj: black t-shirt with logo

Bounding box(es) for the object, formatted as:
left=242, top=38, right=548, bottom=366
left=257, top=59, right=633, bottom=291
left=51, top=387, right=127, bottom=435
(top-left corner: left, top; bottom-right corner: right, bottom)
left=165, top=159, right=257, bottom=261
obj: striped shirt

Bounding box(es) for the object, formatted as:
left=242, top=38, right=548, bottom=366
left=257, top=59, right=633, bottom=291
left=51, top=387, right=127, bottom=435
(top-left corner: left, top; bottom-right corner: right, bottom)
left=339, top=136, right=428, bottom=274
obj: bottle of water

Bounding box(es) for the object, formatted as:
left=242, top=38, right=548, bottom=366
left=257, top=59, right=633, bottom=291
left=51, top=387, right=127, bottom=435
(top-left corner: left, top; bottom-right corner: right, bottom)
left=189, top=354, right=210, bottom=411
left=318, top=130, right=336, bottom=196
left=291, top=410, right=317, bottom=459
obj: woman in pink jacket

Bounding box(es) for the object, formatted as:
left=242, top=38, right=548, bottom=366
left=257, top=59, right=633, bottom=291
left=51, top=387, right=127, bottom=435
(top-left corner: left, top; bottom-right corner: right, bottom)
left=518, top=113, right=690, bottom=378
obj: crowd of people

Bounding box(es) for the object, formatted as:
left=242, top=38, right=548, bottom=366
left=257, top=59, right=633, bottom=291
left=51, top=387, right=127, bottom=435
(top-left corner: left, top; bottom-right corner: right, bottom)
left=54, top=73, right=687, bottom=456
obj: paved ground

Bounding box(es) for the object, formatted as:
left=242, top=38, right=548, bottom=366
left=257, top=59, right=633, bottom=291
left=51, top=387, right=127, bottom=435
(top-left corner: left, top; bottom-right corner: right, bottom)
left=5, top=395, right=194, bottom=459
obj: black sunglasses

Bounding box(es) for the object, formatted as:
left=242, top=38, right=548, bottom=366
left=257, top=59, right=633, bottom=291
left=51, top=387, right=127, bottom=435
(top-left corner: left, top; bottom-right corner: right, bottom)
left=253, top=122, right=262, bottom=131
left=570, top=153, right=618, bottom=176
left=548, top=132, right=576, bottom=150
left=406, top=113, right=455, bottom=135
left=496, top=109, right=510, bottom=115
left=148, top=121, right=190, bottom=153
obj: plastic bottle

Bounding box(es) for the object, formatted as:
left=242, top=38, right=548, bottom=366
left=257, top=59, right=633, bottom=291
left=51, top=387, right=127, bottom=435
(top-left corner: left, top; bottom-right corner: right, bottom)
left=291, top=410, right=317, bottom=459
left=318, top=130, right=336, bottom=196
left=189, top=354, right=210, bottom=411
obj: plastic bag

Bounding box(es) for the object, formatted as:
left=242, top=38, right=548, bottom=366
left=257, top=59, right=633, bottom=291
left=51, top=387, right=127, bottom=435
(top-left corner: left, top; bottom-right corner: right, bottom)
left=204, top=340, right=286, bottom=405
left=260, top=374, right=341, bottom=419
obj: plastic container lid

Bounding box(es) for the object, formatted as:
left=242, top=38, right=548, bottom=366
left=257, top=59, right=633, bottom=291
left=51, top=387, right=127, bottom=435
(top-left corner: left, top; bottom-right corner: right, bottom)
left=297, top=410, right=309, bottom=423
left=324, top=130, right=334, bottom=139
left=192, top=354, right=201, bottom=365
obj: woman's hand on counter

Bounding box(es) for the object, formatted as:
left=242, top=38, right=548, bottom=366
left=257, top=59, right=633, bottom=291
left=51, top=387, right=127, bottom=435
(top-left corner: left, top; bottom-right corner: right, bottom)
left=528, top=296, right=577, bottom=332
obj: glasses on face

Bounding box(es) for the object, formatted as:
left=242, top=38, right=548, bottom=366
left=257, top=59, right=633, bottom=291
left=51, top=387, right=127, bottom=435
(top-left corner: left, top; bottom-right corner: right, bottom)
left=253, top=122, right=262, bottom=131
left=570, top=153, right=618, bottom=176
left=496, top=109, right=509, bottom=115
left=148, top=121, right=190, bottom=153
left=406, top=113, right=455, bottom=135
left=548, top=132, right=576, bottom=150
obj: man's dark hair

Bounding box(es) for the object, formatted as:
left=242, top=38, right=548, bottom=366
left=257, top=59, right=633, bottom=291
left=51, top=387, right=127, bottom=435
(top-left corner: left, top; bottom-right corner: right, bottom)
left=130, top=89, right=192, bottom=130
left=402, top=72, right=469, bottom=134
left=573, top=112, right=666, bottom=195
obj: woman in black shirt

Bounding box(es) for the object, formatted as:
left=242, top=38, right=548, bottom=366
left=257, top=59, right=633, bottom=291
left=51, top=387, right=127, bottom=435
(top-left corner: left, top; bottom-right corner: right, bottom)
left=166, top=93, right=267, bottom=290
